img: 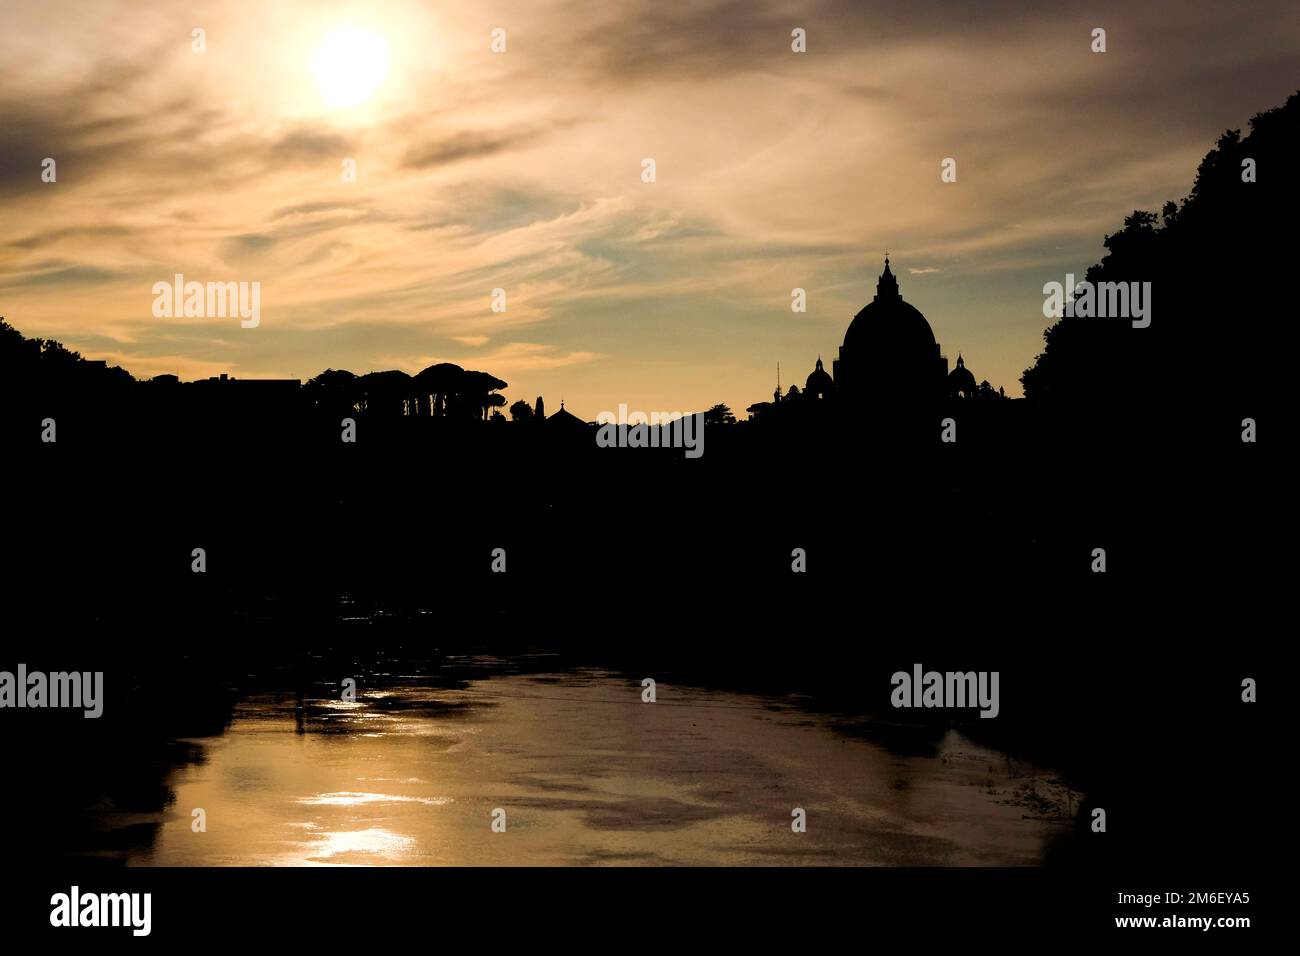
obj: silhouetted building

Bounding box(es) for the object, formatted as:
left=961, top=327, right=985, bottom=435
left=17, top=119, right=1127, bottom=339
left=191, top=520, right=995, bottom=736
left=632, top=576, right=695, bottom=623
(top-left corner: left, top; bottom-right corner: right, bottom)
left=548, top=401, right=587, bottom=425
left=804, top=357, right=834, bottom=400
left=759, top=257, right=997, bottom=420
left=193, top=374, right=302, bottom=395
left=831, top=257, right=948, bottom=404
left=546, top=400, right=590, bottom=440
left=948, top=354, right=976, bottom=398
left=190, top=373, right=305, bottom=417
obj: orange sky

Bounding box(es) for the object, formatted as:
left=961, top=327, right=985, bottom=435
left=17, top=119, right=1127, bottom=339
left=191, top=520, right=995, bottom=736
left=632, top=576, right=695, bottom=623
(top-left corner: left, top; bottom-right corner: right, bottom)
left=2, top=0, right=1297, bottom=418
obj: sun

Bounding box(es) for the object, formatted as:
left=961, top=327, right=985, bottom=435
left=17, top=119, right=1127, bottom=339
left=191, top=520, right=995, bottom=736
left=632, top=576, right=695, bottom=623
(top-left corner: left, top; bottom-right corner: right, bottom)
left=312, top=27, right=390, bottom=108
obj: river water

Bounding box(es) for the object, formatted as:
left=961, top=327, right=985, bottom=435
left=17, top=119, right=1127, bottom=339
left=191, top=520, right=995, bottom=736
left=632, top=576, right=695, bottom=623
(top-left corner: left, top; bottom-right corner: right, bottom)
left=130, top=661, right=1075, bottom=866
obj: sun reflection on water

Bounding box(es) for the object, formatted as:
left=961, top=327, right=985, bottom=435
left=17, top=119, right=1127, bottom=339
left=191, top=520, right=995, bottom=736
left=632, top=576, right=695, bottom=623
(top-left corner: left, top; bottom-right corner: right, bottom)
left=298, top=791, right=451, bottom=807
left=138, top=671, right=1073, bottom=866
left=301, top=827, right=416, bottom=865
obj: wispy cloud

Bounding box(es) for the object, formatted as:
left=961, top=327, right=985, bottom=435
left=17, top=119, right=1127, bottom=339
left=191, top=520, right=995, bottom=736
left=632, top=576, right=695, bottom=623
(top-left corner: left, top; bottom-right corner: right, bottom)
left=1, top=0, right=1296, bottom=412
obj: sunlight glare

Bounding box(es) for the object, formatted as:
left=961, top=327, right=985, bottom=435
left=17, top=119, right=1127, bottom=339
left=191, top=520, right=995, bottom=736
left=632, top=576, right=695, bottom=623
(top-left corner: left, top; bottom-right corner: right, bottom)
left=311, top=27, right=390, bottom=108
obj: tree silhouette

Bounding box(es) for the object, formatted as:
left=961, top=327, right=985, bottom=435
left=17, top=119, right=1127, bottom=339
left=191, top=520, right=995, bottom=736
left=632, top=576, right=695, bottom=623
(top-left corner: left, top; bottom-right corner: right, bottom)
left=414, top=363, right=465, bottom=418
left=461, top=370, right=509, bottom=421
left=704, top=403, right=736, bottom=426
left=305, top=368, right=360, bottom=417
left=358, top=369, right=413, bottom=417
left=1022, top=90, right=1298, bottom=416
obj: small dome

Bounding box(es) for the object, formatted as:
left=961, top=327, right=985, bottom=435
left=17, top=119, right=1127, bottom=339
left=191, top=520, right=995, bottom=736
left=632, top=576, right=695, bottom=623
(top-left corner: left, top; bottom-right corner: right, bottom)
left=805, top=356, right=834, bottom=397
left=948, top=353, right=976, bottom=395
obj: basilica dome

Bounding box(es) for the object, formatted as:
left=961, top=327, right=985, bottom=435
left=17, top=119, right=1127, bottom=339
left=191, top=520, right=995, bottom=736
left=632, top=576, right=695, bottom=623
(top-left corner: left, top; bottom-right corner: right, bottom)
left=833, top=257, right=947, bottom=402
left=841, top=258, right=938, bottom=360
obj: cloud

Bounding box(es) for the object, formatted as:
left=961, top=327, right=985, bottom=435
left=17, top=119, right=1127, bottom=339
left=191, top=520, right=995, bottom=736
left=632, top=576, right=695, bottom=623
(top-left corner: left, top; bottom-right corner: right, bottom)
left=269, top=129, right=355, bottom=163
left=401, top=126, right=553, bottom=170
left=0, top=263, right=127, bottom=290
left=396, top=342, right=603, bottom=376
left=1, top=0, right=1296, bottom=412
left=6, top=225, right=134, bottom=250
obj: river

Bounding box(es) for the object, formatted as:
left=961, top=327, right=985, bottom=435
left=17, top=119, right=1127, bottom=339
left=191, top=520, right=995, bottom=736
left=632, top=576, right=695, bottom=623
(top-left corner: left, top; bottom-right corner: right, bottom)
left=126, top=659, right=1076, bottom=866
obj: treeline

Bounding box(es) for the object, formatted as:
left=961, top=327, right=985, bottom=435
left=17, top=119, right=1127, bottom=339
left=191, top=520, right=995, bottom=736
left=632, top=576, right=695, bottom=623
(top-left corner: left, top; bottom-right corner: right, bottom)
left=0, top=318, right=521, bottom=422
left=302, top=365, right=509, bottom=422
left=1021, top=90, right=1297, bottom=422
left=0, top=320, right=134, bottom=395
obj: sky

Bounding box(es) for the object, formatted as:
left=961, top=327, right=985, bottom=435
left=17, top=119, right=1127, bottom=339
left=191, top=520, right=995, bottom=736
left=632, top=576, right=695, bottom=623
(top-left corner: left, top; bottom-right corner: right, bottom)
left=1, top=0, right=1297, bottom=418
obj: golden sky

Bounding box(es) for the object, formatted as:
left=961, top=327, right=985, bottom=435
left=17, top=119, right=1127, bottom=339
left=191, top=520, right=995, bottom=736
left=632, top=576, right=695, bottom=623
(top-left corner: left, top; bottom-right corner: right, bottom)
left=2, top=0, right=1297, bottom=416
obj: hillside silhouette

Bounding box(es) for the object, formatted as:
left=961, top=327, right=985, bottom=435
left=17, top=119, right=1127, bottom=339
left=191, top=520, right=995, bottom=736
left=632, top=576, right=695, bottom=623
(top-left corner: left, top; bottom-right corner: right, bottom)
left=1021, top=91, right=1297, bottom=432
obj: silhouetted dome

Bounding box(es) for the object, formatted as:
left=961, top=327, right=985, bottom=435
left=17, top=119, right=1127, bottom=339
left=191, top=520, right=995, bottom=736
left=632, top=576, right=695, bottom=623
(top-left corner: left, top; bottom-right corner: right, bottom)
left=949, top=353, right=976, bottom=396
left=547, top=401, right=587, bottom=430
left=804, top=357, right=834, bottom=398
left=824, top=257, right=949, bottom=404
left=842, top=258, right=938, bottom=361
